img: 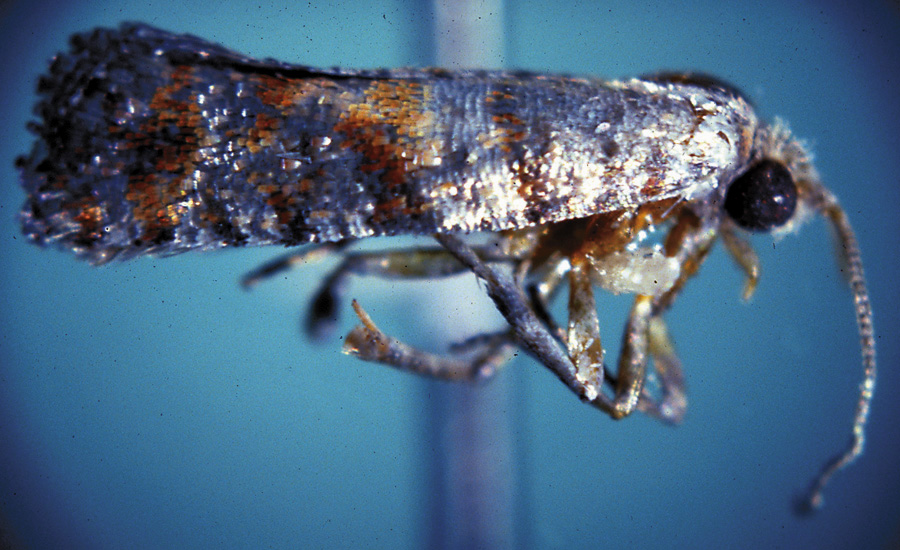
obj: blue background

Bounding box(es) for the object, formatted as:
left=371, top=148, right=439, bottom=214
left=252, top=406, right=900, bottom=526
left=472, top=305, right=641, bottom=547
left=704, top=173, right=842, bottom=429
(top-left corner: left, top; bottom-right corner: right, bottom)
left=1, top=1, right=898, bottom=548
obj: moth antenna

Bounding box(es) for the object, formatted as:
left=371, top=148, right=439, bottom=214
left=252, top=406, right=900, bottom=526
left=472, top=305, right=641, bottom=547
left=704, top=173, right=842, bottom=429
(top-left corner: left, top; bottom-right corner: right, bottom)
left=796, top=195, right=876, bottom=515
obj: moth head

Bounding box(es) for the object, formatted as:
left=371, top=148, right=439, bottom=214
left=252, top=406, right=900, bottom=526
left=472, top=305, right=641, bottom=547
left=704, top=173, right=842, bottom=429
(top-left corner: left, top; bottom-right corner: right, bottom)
left=723, top=119, right=822, bottom=235
left=730, top=120, right=876, bottom=516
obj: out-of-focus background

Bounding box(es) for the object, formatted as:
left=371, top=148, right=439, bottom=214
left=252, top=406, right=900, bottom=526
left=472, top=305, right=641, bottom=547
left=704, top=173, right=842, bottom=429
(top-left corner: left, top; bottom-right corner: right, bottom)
left=1, top=1, right=898, bottom=548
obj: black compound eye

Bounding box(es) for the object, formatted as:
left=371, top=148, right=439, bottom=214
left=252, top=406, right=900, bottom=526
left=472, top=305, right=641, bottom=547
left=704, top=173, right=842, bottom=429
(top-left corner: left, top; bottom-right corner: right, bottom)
left=724, top=159, right=797, bottom=231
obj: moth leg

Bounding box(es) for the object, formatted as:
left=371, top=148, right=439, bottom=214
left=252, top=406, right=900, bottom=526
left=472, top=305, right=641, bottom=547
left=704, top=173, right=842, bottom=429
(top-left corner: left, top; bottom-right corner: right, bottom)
left=306, top=239, right=533, bottom=338
left=641, top=316, right=687, bottom=424
left=303, top=247, right=475, bottom=339
left=566, top=257, right=606, bottom=401
left=526, top=253, right=570, bottom=343
left=720, top=221, right=760, bottom=300
left=243, top=240, right=490, bottom=337
left=447, top=329, right=515, bottom=356
left=610, top=206, right=720, bottom=421
left=590, top=317, right=685, bottom=425
left=344, top=300, right=514, bottom=382
left=435, top=233, right=619, bottom=411
left=608, top=295, right=654, bottom=418
left=530, top=253, right=681, bottom=418
left=241, top=241, right=351, bottom=288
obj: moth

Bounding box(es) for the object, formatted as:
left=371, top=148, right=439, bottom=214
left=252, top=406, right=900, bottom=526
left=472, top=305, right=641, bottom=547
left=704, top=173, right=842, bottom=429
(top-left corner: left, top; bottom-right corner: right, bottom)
left=18, top=23, right=875, bottom=513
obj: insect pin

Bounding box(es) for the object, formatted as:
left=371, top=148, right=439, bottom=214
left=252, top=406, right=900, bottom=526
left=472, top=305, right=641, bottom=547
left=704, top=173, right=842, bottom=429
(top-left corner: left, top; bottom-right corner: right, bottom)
left=18, top=23, right=875, bottom=514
